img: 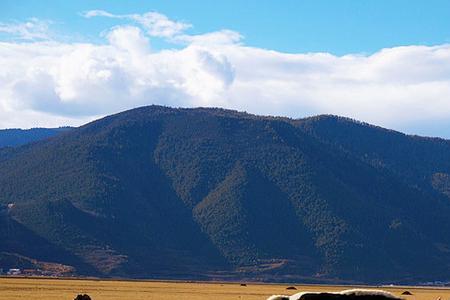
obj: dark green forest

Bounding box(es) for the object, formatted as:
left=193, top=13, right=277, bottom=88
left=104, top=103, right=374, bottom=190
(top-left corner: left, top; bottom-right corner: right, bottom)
left=0, top=127, right=71, bottom=148
left=1, top=106, right=450, bottom=284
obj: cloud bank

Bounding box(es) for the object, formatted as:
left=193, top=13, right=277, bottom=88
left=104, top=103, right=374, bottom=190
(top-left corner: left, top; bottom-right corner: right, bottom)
left=1, top=10, right=450, bottom=137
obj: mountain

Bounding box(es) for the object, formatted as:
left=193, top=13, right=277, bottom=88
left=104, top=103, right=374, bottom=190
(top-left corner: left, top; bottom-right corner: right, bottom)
left=1, top=106, right=450, bottom=284
left=0, top=127, right=72, bottom=148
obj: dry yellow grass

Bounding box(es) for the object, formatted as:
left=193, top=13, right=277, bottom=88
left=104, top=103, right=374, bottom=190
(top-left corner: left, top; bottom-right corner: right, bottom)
left=0, top=277, right=449, bottom=300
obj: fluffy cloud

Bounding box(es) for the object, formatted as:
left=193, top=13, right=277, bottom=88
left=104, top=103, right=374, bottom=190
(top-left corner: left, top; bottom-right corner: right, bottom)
left=82, top=10, right=241, bottom=46
left=1, top=12, right=450, bottom=137
left=0, top=24, right=235, bottom=125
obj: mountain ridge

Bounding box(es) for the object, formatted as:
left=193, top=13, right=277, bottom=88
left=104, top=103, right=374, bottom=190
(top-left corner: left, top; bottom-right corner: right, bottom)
left=0, top=127, right=72, bottom=148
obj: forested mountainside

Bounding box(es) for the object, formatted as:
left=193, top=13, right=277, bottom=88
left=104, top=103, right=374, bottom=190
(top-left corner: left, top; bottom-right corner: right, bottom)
left=1, top=106, right=450, bottom=284
left=0, top=127, right=72, bottom=148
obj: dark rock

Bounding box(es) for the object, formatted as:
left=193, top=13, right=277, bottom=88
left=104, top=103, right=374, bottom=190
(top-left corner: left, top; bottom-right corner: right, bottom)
left=74, top=294, right=92, bottom=300
left=270, top=289, right=402, bottom=300
left=298, top=293, right=400, bottom=300
left=401, top=291, right=413, bottom=295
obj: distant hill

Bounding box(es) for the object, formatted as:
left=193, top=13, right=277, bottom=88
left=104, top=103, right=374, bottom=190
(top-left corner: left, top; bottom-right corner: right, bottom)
left=0, top=127, right=72, bottom=148
left=1, top=106, right=450, bottom=284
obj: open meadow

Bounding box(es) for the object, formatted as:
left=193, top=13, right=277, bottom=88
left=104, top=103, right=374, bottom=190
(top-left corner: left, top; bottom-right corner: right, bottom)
left=0, top=278, right=449, bottom=300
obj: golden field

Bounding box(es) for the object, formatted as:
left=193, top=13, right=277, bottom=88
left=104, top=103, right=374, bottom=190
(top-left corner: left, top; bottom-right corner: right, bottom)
left=0, top=277, right=449, bottom=300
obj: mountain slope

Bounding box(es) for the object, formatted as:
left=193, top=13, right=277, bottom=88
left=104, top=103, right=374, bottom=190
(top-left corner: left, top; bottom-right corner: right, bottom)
left=0, top=127, right=72, bottom=148
left=1, top=106, right=450, bottom=283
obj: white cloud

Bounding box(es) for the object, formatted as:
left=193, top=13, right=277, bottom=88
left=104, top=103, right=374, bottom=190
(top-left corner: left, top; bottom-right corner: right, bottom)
left=130, top=12, right=191, bottom=38
left=0, top=24, right=236, bottom=126
left=1, top=13, right=450, bottom=137
left=82, top=10, right=191, bottom=38
left=82, top=10, right=240, bottom=45
left=82, top=10, right=116, bottom=18
left=0, top=18, right=51, bottom=40
left=174, top=30, right=243, bottom=46
left=107, top=25, right=150, bottom=54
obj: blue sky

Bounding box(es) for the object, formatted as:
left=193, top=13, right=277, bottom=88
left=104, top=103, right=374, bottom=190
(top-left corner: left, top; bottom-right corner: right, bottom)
left=1, top=1, right=450, bottom=138
left=2, top=0, right=450, bottom=54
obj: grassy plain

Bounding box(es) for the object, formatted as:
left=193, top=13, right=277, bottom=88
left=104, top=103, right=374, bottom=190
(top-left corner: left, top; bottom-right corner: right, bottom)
left=0, top=277, right=449, bottom=300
